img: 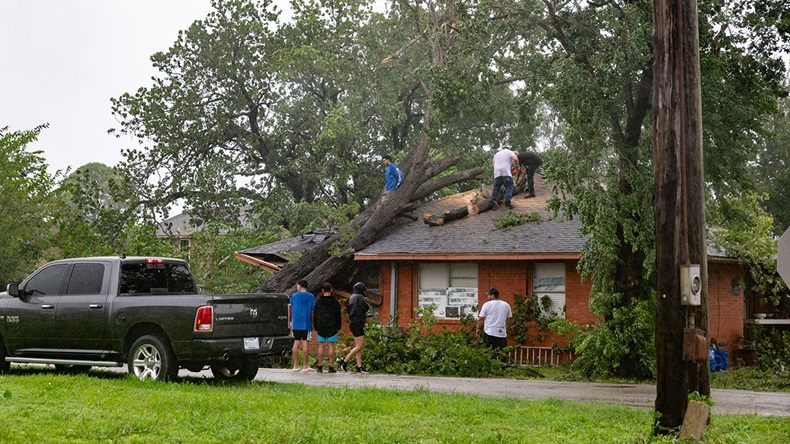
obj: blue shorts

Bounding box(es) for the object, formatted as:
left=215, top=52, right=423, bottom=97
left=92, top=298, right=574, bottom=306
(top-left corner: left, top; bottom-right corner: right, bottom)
left=317, top=334, right=338, bottom=343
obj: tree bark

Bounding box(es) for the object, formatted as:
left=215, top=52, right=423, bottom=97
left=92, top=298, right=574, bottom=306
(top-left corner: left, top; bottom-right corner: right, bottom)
left=653, top=0, right=708, bottom=433
left=254, top=129, right=484, bottom=294
left=423, top=206, right=469, bottom=226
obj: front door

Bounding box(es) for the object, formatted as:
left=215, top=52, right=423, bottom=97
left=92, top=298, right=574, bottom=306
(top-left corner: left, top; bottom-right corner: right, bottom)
left=55, top=262, right=111, bottom=357
left=3, top=263, right=69, bottom=355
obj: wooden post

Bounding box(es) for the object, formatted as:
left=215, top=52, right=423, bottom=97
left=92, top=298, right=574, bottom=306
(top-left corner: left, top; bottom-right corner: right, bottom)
left=652, top=0, right=709, bottom=433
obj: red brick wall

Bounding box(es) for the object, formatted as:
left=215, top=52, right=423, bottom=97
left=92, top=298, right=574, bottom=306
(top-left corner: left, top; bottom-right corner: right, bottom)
left=707, top=262, right=746, bottom=357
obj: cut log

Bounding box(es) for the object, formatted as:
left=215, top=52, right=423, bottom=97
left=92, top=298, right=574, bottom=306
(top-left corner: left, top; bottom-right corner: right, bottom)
left=472, top=198, right=492, bottom=214
left=424, top=206, right=469, bottom=226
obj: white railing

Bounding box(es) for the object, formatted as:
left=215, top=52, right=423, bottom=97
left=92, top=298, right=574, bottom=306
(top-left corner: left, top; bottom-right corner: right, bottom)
left=510, top=346, right=571, bottom=367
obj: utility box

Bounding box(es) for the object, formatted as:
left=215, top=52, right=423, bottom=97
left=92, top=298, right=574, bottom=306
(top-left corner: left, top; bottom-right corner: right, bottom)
left=683, top=327, right=708, bottom=363
left=680, top=265, right=701, bottom=306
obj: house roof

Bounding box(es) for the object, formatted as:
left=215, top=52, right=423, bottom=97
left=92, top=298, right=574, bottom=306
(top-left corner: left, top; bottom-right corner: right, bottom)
left=356, top=175, right=587, bottom=261
left=239, top=228, right=337, bottom=262
left=156, top=207, right=255, bottom=237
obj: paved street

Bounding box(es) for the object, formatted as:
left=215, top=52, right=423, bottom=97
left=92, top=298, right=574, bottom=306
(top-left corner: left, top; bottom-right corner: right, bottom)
left=194, top=368, right=789, bottom=417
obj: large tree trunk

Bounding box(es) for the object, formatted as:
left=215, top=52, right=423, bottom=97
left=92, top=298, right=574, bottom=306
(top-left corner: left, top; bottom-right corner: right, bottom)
left=255, top=130, right=484, bottom=294
left=653, top=0, right=708, bottom=433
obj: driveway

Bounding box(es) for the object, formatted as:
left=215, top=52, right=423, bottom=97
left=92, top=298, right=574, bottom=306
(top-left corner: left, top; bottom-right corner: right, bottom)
left=245, top=368, right=789, bottom=417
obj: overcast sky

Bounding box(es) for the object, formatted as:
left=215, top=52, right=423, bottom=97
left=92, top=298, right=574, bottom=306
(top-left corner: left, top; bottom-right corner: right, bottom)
left=0, top=1, right=218, bottom=175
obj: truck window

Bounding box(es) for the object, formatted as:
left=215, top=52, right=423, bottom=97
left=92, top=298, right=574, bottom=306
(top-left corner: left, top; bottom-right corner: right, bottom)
left=119, top=263, right=196, bottom=295
left=24, top=264, right=69, bottom=296
left=66, top=263, right=106, bottom=295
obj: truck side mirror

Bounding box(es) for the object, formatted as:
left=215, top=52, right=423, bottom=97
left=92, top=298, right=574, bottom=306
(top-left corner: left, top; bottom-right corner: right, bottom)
left=7, top=283, right=19, bottom=297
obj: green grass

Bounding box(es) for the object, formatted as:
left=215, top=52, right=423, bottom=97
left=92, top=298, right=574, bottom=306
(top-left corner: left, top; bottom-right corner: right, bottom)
left=502, top=365, right=790, bottom=392
left=0, top=370, right=788, bottom=443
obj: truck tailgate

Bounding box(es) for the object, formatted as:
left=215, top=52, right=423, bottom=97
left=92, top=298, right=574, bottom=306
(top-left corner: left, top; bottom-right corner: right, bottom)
left=209, top=293, right=290, bottom=338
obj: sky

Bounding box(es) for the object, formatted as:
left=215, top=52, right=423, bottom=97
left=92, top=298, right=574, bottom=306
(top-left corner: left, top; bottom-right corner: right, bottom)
left=0, top=1, right=217, bottom=175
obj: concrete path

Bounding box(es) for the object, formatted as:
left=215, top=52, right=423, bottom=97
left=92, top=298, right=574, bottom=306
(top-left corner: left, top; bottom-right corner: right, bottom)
left=242, top=368, right=789, bottom=417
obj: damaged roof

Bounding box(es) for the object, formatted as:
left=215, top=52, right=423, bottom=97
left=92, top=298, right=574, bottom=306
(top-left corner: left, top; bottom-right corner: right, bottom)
left=356, top=175, right=587, bottom=261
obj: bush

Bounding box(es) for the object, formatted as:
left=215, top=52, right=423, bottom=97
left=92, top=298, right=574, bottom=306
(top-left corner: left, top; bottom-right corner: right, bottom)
left=745, top=324, right=790, bottom=374
left=551, top=299, right=656, bottom=380
left=355, top=306, right=508, bottom=377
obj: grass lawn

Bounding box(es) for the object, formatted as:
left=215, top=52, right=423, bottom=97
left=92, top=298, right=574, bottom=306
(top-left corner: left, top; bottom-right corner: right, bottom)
left=0, top=370, right=787, bottom=443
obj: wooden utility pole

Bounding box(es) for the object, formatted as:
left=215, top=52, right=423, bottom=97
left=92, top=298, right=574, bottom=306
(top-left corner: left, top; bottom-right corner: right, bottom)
left=652, top=0, right=710, bottom=433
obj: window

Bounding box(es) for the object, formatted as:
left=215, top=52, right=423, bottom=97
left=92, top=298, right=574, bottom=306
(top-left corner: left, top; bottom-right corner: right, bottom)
left=533, top=263, right=565, bottom=318
left=66, top=263, right=107, bottom=295
left=23, top=264, right=69, bottom=296
left=120, top=263, right=196, bottom=295
left=418, top=263, right=478, bottom=318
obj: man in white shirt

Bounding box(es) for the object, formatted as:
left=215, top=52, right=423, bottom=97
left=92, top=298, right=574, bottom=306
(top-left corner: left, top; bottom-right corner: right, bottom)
left=488, top=146, right=519, bottom=210
left=476, top=287, right=513, bottom=350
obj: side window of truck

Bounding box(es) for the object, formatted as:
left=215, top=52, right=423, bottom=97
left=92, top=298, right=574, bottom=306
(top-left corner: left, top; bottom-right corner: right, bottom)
left=66, top=263, right=107, bottom=295
left=23, top=264, right=69, bottom=296
left=120, top=263, right=196, bottom=295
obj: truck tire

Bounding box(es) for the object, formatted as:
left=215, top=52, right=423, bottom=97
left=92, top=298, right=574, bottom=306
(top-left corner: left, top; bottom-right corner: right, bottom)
left=210, top=358, right=259, bottom=381
left=0, top=341, right=9, bottom=374
left=128, top=335, right=178, bottom=381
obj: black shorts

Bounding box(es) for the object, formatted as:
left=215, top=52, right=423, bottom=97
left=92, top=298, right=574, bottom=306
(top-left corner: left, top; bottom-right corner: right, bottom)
left=292, top=329, right=309, bottom=341
left=349, top=321, right=365, bottom=338
left=483, top=334, right=507, bottom=350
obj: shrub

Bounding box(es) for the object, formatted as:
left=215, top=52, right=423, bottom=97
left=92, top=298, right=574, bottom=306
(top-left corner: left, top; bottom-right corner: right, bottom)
left=355, top=306, right=508, bottom=377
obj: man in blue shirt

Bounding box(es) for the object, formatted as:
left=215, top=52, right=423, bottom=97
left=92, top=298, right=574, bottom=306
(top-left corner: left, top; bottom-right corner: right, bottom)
left=382, top=155, right=401, bottom=203
left=290, top=279, right=315, bottom=372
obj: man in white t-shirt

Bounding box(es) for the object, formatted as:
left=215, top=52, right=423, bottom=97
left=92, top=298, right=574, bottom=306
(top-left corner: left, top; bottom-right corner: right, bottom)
left=476, top=287, right=513, bottom=350
left=488, top=146, right=519, bottom=210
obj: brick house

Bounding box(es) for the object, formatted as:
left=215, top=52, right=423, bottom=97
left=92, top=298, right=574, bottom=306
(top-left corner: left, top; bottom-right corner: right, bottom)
left=237, top=175, right=757, bottom=363
left=351, top=175, right=750, bottom=363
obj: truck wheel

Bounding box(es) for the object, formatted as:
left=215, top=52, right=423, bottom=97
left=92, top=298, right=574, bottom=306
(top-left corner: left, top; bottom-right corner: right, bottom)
left=128, top=335, right=178, bottom=381
left=210, top=358, right=259, bottom=381
left=0, top=341, right=9, bottom=374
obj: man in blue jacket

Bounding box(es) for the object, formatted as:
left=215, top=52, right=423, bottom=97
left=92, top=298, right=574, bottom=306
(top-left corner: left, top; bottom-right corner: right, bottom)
left=382, top=155, right=402, bottom=203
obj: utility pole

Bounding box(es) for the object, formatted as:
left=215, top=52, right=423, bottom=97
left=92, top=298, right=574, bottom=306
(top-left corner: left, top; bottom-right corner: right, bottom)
left=652, top=0, right=710, bottom=433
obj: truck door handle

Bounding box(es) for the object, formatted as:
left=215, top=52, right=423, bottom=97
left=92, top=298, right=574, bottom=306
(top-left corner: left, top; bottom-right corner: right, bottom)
left=41, top=304, right=55, bottom=309
left=89, top=304, right=103, bottom=309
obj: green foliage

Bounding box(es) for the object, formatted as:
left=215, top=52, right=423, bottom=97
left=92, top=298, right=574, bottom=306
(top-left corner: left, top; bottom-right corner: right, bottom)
left=711, top=366, right=790, bottom=392
left=744, top=324, right=790, bottom=375
left=185, top=225, right=280, bottom=294
left=359, top=307, right=508, bottom=377
left=493, top=210, right=543, bottom=230
left=552, top=299, right=656, bottom=380
left=687, top=391, right=715, bottom=407
left=707, top=191, right=787, bottom=312
left=510, top=293, right=559, bottom=344
left=0, top=126, right=58, bottom=287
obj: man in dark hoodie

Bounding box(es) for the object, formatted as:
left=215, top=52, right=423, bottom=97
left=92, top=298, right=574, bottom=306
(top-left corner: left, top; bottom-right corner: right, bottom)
left=339, top=282, right=370, bottom=373
left=313, top=282, right=342, bottom=373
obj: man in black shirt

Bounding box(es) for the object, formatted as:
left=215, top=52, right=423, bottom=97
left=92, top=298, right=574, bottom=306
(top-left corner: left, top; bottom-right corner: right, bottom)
left=517, top=151, right=543, bottom=198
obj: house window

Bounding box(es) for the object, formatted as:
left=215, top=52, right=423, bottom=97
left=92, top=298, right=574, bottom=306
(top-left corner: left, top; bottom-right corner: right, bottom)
left=418, top=263, right=478, bottom=318
left=534, top=263, right=565, bottom=318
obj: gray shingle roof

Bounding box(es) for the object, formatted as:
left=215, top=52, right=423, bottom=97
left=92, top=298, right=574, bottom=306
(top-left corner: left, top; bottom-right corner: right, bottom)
left=356, top=176, right=587, bottom=258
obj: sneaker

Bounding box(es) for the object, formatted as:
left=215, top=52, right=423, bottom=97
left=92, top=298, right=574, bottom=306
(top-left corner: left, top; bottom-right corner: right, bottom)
left=355, top=366, right=368, bottom=374
left=525, top=192, right=536, bottom=198
left=338, top=359, right=348, bottom=372
left=490, top=202, right=498, bottom=210
left=301, top=367, right=313, bottom=372
left=505, top=203, right=513, bottom=210
left=327, top=366, right=337, bottom=373
left=315, top=366, right=323, bottom=373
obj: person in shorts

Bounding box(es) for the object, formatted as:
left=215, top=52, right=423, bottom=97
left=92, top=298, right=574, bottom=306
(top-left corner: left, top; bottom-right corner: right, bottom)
left=339, top=282, right=370, bottom=373
left=313, top=282, right=342, bottom=373
left=290, top=279, right=315, bottom=372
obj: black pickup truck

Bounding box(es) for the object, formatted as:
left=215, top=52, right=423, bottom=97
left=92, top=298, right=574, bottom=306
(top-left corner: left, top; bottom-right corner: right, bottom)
left=0, top=256, right=292, bottom=381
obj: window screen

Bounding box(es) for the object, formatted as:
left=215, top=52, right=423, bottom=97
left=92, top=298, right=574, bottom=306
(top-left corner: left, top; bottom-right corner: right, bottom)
left=418, top=263, right=478, bottom=318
